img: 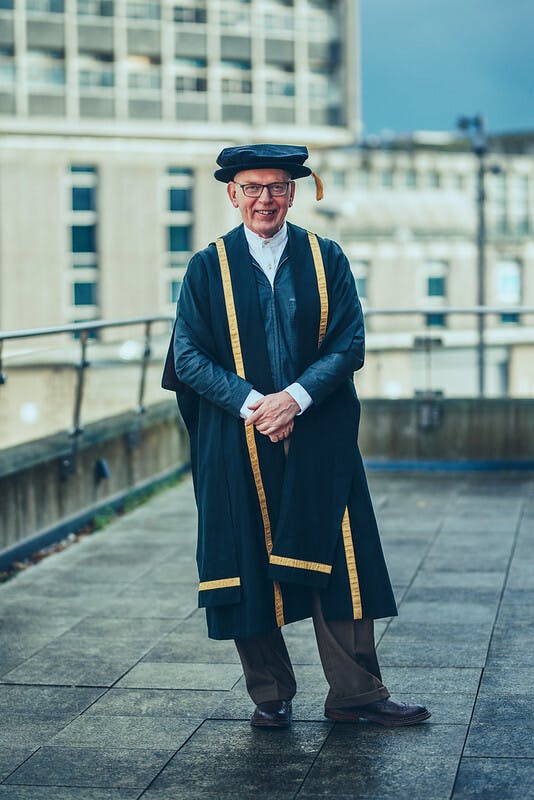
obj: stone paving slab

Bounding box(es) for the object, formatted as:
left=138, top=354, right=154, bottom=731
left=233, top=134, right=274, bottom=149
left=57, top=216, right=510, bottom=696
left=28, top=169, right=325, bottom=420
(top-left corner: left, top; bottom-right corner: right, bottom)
left=1, top=471, right=533, bottom=799
left=4, top=747, right=174, bottom=790
left=0, top=788, right=140, bottom=800
left=143, top=720, right=332, bottom=799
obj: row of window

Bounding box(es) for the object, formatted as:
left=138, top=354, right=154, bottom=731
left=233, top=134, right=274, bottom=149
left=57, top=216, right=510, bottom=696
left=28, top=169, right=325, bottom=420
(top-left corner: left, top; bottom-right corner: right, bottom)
left=352, top=258, right=524, bottom=326
left=68, top=165, right=193, bottom=313
left=0, top=0, right=337, bottom=32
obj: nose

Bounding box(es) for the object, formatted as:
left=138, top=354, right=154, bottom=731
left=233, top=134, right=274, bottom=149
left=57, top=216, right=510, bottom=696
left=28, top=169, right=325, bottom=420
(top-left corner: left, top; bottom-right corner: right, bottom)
left=258, top=185, right=274, bottom=200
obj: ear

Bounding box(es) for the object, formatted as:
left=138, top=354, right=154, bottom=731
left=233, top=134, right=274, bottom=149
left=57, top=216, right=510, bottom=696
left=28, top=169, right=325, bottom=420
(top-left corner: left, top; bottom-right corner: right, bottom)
left=227, top=182, right=239, bottom=208
left=288, top=180, right=296, bottom=208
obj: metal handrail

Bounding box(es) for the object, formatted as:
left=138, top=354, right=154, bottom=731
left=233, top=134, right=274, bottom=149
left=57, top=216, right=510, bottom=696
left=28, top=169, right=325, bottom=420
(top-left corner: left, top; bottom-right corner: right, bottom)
left=0, top=316, right=174, bottom=476
left=1, top=306, right=533, bottom=462
left=363, top=306, right=534, bottom=316
left=0, top=315, right=174, bottom=342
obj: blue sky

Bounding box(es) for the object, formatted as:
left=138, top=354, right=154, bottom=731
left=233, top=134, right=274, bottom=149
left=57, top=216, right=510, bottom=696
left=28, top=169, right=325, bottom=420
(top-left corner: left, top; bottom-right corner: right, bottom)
left=360, top=0, right=534, bottom=136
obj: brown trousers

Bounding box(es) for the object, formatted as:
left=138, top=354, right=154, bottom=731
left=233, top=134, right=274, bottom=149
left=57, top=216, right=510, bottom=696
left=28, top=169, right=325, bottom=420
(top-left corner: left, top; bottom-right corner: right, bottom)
left=235, top=591, right=390, bottom=710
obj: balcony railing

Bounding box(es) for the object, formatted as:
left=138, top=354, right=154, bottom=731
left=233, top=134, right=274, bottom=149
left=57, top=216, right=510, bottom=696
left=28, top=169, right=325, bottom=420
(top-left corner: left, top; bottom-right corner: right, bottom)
left=0, top=315, right=173, bottom=470
left=1, top=305, right=533, bottom=449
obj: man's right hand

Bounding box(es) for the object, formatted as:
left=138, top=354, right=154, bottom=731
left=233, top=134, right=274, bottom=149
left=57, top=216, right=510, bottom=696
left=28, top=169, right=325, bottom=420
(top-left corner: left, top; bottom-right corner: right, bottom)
left=245, top=391, right=299, bottom=442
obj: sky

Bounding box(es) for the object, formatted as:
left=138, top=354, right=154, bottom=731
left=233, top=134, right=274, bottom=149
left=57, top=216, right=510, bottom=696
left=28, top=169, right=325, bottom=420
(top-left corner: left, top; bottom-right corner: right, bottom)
left=359, top=0, right=534, bottom=137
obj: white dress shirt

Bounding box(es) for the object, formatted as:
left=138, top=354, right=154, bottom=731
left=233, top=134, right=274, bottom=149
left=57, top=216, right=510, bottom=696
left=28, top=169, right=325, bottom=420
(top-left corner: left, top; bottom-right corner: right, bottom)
left=239, top=224, right=313, bottom=419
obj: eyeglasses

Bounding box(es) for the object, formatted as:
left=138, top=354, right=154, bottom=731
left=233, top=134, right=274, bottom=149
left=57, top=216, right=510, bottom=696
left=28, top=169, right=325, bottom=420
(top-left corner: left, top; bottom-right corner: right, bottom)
left=234, top=181, right=291, bottom=197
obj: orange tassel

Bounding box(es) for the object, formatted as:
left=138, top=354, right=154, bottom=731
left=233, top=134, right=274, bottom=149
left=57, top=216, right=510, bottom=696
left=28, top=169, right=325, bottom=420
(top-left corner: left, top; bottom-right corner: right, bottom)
left=312, top=171, right=324, bottom=201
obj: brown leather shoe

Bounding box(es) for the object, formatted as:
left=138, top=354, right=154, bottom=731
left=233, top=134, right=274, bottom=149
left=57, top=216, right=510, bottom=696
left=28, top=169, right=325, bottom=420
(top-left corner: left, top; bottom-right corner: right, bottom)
left=251, top=700, right=292, bottom=728
left=325, top=697, right=431, bottom=727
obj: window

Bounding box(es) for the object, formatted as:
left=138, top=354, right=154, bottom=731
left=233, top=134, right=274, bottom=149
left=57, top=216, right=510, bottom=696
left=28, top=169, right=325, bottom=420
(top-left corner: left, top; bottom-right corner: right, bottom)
left=351, top=261, right=369, bottom=301
left=72, top=224, right=97, bottom=253
left=68, top=165, right=99, bottom=320
left=500, top=312, right=519, bottom=324
left=429, top=171, right=441, bottom=188
left=173, top=4, right=206, bottom=23
left=510, top=174, right=529, bottom=237
left=421, top=261, right=447, bottom=328
left=73, top=282, right=98, bottom=306
left=405, top=169, right=417, bottom=188
left=427, top=276, right=446, bottom=297
left=266, top=79, right=295, bottom=97
left=331, top=170, right=346, bottom=188
left=0, top=48, right=15, bottom=84
left=169, top=187, right=191, bottom=212
left=79, top=54, right=114, bottom=88
left=167, top=166, right=193, bottom=176
left=222, top=77, right=252, bottom=94
left=356, top=168, right=370, bottom=189
left=176, top=75, right=207, bottom=92
left=126, top=1, right=160, bottom=19
left=426, top=313, right=446, bottom=327
left=169, top=280, right=182, bottom=303
left=495, top=258, right=521, bottom=324
left=168, top=225, right=191, bottom=252
left=72, top=186, right=96, bottom=211
left=27, top=0, right=64, bottom=12
left=128, top=56, right=161, bottom=90
left=381, top=170, right=393, bottom=188
left=77, top=0, right=114, bottom=15
left=220, top=6, right=250, bottom=26
left=26, top=50, right=65, bottom=86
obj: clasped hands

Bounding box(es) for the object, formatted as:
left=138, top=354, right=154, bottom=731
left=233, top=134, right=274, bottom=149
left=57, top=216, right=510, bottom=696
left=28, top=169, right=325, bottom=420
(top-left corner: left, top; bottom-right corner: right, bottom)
left=245, top=391, right=300, bottom=443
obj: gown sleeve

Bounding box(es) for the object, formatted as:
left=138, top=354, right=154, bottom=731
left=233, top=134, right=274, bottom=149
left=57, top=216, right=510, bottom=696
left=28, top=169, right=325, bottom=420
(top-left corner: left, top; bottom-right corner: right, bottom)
left=173, top=253, right=254, bottom=419
left=295, top=245, right=365, bottom=407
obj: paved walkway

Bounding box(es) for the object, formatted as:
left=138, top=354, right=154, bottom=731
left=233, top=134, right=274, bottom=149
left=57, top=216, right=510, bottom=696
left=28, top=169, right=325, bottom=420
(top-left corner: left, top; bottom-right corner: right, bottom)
left=0, top=471, right=533, bottom=799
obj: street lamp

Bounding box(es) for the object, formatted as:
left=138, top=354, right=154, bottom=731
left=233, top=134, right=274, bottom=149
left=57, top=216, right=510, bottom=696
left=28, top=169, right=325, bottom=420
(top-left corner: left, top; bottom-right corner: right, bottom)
left=456, top=114, right=500, bottom=397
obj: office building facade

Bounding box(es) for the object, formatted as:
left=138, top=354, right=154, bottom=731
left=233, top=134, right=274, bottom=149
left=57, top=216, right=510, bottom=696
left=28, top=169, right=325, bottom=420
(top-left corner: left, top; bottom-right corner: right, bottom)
left=0, top=0, right=360, bottom=331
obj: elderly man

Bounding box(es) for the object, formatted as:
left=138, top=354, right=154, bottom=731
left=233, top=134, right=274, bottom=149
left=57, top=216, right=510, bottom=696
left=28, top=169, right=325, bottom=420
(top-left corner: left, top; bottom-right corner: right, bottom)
left=162, top=144, right=430, bottom=729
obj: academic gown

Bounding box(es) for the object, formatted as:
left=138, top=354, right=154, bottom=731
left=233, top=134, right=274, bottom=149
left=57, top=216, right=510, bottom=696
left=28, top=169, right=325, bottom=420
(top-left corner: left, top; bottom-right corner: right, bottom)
left=162, top=222, right=397, bottom=640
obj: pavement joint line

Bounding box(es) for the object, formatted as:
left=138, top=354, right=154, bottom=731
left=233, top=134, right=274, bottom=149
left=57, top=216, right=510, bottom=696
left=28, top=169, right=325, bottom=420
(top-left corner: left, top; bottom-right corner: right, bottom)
left=291, top=719, right=337, bottom=800
left=448, top=493, right=528, bottom=799
left=136, top=718, right=207, bottom=798
left=3, top=474, right=533, bottom=798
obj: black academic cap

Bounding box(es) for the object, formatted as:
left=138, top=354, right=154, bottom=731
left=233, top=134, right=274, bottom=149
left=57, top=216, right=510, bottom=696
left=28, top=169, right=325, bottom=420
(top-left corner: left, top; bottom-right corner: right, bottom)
left=214, top=143, right=312, bottom=182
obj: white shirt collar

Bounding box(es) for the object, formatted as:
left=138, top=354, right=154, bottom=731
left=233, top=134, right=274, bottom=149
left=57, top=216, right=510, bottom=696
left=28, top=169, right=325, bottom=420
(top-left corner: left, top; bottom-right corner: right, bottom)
left=243, top=222, right=288, bottom=253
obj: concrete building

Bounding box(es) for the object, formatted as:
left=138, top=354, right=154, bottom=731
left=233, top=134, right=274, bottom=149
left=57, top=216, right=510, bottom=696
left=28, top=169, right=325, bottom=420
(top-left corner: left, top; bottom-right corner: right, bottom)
left=292, top=133, right=534, bottom=398
left=0, top=0, right=359, bottom=330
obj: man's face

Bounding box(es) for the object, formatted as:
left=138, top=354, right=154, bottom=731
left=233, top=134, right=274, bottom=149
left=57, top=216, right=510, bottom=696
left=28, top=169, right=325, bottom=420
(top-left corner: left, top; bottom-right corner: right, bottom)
left=227, top=168, right=295, bottom=239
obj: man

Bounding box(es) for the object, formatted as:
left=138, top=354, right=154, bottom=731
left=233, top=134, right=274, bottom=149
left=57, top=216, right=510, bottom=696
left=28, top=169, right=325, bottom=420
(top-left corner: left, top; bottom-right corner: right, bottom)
left=162, top=144, right=430, bottom=729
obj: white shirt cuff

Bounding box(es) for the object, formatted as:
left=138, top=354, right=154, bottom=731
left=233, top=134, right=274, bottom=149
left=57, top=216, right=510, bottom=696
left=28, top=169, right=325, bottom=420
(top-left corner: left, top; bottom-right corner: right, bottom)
left=285, top=383, right=313, bottom=415
left=240, top=389, right=265, bottom=419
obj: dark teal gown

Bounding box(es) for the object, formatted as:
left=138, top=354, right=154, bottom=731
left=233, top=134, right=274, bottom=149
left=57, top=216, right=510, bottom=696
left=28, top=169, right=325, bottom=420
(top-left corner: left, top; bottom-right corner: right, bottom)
left=162, top=222, right=397, bottom=640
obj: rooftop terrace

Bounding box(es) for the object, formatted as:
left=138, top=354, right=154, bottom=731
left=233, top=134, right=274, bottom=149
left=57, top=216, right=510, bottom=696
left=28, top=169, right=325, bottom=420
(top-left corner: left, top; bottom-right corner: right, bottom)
left=0, top=469, right=533, bottom=799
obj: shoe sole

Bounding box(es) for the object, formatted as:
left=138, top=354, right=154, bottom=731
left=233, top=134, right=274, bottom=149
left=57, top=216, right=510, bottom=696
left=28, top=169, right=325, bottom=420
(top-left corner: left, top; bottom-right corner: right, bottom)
left=250, top=718, right=292, bottom=729
left=325, top=709, right=431, bottom=727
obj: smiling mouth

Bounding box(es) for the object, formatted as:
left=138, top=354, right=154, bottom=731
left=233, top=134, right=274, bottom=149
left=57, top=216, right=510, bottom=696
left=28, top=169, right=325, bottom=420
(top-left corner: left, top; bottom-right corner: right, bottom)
left=256, top=210, right=276, bottom=216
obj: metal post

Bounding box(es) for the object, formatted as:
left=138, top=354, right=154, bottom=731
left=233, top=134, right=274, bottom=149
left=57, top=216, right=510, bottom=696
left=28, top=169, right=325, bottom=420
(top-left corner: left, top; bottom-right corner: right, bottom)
left=474, top=122, right=487, bottom=398
left=137, top=320, right=152, bottom=415
left=457, top=113, right=488, bottom=397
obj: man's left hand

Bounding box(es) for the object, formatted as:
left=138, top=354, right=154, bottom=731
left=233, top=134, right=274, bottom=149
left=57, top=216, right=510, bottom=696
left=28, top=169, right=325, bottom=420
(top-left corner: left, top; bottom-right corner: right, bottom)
left=245, top=391, right=300, bottom=441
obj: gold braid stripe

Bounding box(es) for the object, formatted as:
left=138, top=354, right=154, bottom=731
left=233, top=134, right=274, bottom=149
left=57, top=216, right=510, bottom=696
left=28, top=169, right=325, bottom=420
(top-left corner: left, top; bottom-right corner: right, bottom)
left=307, top=231, right=329, bottom=348
left=215, top=238, right=285, bottom=628
left=341, top=508, right=363, bottom=619
left=199, top=577, right=241, bottom=592
left=270, top=554, right=332, bottom=574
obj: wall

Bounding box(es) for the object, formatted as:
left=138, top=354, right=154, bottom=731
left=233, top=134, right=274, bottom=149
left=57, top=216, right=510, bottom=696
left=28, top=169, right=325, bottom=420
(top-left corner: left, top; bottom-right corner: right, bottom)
left=2, top=397, right=533, bottom=569
left=0, top=400, right=189, bottom=560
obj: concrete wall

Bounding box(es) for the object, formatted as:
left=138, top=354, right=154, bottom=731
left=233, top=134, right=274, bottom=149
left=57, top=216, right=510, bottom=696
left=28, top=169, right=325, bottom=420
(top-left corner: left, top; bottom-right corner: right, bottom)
left=358, top=398, right=534, bottom=462
left=0, top=400, right=189, bottom=557
left=1, top=397, right=533, bottom=566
